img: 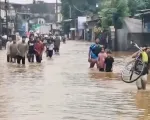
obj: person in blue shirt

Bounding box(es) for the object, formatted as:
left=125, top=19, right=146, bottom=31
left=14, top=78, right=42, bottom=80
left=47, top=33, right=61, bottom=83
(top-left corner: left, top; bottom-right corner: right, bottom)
left=88, top=38, right=103, bottom=68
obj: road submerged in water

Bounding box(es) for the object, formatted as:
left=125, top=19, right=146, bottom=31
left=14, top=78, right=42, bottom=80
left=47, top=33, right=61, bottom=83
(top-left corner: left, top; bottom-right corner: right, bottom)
left=0, top=40, right=149, bottom=120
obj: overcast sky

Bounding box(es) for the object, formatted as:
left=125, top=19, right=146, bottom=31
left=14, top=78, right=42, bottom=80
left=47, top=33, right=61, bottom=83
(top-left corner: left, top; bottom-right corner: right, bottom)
left=1, top=0, right=61, bottom=4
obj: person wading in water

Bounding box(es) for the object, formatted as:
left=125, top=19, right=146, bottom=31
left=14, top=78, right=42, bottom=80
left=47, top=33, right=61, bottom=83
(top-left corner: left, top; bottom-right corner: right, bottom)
left=17, top=36, right=28, bottom=65
left=132, top=46, right=149, bottom=90
left=6, top=35, right=12, bottom=62
left=54, top=34, right=61, bottom=54
left=98, top=47, right=107, bottom=71
left=34, top=37, right=44, bottom=63
left=28, top=34, right=36, bottom=62
left=88, top=38, right=103, bottom=68
left=10, top=39, right=18, bottom=63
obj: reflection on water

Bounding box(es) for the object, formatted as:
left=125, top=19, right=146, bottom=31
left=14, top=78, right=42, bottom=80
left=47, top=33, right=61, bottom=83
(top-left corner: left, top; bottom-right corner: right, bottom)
left=135, top=91, right=150, bottom=120
left=0, top=41, right=149, bottom=120
left=89, top=72, right=120, bottom=80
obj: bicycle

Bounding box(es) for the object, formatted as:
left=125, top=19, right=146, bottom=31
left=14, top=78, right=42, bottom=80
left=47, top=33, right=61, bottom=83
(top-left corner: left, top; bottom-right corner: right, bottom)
left=121, top=41, right=146, bottom=83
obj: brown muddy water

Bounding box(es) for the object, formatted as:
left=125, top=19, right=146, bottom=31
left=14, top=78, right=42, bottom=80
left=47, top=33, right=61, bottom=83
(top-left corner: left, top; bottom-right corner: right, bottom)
left=0, top=41, right=149, bottom=120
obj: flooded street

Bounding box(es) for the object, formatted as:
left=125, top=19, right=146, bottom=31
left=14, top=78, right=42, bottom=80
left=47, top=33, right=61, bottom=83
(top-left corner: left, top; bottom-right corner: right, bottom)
left=0, top=40, right=150, bottom=120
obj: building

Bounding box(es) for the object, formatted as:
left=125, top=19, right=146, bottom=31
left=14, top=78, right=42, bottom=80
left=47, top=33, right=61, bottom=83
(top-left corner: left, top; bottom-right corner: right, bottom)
left=0, top=2, right=16, bottom=35
left=0, top=0, right=62, bottom=35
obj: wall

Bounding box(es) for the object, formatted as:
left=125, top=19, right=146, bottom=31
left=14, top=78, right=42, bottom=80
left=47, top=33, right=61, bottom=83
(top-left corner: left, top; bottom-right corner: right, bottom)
left=117, top=30, right=150, bottom=51
left=116, top=18, right=145, bottom=51
left=117, top=28, right=128, bottom=51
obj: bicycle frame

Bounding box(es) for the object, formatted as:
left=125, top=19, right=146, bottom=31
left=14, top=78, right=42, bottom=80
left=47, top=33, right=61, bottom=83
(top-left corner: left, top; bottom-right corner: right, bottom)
left=121, top=41, right=146, bottom=83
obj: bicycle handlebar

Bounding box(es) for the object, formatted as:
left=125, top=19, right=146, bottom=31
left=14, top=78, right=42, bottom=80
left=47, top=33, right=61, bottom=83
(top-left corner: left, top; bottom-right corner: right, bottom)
left=130, top=41, right=142, bottom=51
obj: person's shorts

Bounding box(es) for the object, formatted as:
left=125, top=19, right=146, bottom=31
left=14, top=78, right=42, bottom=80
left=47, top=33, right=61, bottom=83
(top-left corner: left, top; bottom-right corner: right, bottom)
left=136, top=74, right=148, bottom=89
left=88, top=58, right=97, bottom=63
left=89, top=58, right=98, bottom=68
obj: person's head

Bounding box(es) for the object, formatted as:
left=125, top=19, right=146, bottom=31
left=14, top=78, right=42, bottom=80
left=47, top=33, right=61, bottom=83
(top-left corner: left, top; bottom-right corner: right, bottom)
left=29, top=34, right=34, bottom=40
left=13, top=39, right=16, bottom=44
left=8, top=35, right=12, bottom=41
left=107, top=50, right=112, bottom=57
left=95, top=38, right=100, bottom=44
left=101, top=47, right=105, bottom=53
left=22, top=36, right=26, bottom=43
left=36, top=37, right=40, bottom=42
left=142, top=45, right=148, bottom=52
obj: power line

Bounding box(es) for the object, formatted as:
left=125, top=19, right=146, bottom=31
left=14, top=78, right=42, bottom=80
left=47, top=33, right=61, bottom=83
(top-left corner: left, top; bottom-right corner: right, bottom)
left=70, top=0, right=87, bottom=13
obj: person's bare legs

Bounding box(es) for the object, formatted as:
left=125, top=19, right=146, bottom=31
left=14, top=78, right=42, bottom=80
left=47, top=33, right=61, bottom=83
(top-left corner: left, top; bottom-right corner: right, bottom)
left=136, top=77, right=142, bottom=90
left=90, top=62, right=95, bottom=68
left=141, top=74, right=147, bottom=90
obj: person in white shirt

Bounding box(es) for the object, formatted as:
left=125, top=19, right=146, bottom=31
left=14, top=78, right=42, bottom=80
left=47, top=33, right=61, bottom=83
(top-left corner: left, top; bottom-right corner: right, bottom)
left=6, top=35, right=12, bottom=62
left=46, top=40, right=54, bottom=58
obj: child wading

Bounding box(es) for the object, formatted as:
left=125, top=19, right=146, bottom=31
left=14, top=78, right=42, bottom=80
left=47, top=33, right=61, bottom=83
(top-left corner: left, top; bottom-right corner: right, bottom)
left=98, top=47, right=107, bottom=71
left=104, top=51, right=114, bottom=72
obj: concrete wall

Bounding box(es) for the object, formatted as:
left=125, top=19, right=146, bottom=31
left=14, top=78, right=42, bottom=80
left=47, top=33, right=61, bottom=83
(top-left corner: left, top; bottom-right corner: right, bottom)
left=116, top=20, right=128, bottom=51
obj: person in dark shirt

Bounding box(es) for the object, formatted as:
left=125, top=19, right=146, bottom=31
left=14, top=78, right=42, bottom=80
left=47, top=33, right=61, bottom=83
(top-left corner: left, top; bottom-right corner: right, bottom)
left=105, top=50, right=114, bottom=72
left=28, top=34, right=36, bottom=62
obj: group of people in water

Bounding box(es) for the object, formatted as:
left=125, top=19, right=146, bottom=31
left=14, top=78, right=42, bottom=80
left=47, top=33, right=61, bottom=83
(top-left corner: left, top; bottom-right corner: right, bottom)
left=88, top=38, right=114, bottom=72
left=5, top=33, right=150, bottom=90
left=6, top=33, right=64, bottom=65
left=88, top=38, right=150, bottom=90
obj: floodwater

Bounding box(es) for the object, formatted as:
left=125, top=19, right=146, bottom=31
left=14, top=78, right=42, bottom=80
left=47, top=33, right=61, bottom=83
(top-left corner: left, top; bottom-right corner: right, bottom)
left=0, top=40, right=149, bottom=120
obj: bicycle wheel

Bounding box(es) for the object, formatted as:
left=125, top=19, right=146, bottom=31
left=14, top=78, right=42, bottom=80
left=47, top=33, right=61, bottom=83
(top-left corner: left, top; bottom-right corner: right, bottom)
left=121, top=59, right=145, bottom=83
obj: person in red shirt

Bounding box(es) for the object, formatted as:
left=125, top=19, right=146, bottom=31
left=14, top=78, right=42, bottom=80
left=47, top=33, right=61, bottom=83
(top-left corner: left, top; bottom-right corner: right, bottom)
left=34, top=37, right=44, bottom=63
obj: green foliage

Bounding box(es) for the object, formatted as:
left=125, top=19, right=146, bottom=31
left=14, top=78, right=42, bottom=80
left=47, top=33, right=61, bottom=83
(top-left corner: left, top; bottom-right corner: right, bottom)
left=61, top=0, right=98, bottom=19
left=61, top=0, right=99, bottom=33
left=99, top=0, right=129, bottom=29
left=128, top=0, right=146, bottom=16
left=61, top=0, right=70, bottom=19
left=61, top=0, right=150, bottom=31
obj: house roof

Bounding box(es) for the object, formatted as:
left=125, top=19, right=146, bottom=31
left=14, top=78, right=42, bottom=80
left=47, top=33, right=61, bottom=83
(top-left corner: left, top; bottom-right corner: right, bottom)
left=124, top=18, right=143, bottom=33
left=137, top=9, right=150, bottom=13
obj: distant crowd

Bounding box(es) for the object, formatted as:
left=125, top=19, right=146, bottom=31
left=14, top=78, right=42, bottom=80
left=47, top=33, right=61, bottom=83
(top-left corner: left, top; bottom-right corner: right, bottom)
left=6, top=32, right=67, bottom=65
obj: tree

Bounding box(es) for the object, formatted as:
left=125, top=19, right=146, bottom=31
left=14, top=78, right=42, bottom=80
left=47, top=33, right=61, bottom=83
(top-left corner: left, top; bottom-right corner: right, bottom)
left=128, top=0, right=146, bottom=16
left=61, top=0, right=99, bottom=34
left=61, top=0, right=99, bottom=19
left=99, top=0, right=129, bottom=29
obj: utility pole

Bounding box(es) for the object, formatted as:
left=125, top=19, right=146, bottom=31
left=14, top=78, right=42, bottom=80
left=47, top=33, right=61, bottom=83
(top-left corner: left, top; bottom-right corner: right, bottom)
left=5, top=0, right=8, bottom=41
left=0, top=0, right=2, bottom=50
left=69, top=5, right=72, bottom=19
left=56, top=0, right=58, bottom=22
left=0, top=0, right=2, bottom=35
